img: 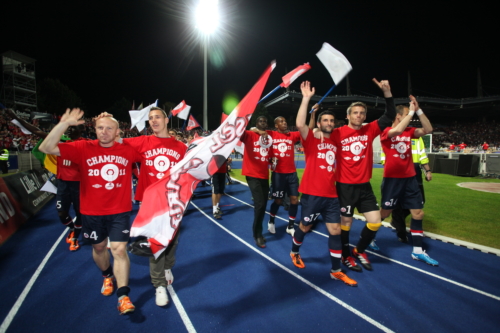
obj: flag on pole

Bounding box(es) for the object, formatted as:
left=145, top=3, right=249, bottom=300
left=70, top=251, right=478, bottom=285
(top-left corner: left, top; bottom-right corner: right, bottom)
left=280, top=63, right=311, bottom=88
left=131, top=100, right=135, bottom=110
left=130, top=61, right=276, bottom=258
left=315, top=43, right=352, bottom=84
left=172, top=100, right=191, bottom=120
left=129, top=100, right=158, bottom=132
left=221, top=112, right=228, bottom=124
left=186, top=115, right=201, bottom=130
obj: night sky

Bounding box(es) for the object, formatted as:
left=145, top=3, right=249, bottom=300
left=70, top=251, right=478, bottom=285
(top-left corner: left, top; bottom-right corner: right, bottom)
left=2, top=0, right=498, bottom=127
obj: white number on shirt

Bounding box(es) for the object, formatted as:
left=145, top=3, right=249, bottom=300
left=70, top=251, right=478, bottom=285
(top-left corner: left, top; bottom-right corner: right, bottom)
left=88, top=169, right=100, bottom=176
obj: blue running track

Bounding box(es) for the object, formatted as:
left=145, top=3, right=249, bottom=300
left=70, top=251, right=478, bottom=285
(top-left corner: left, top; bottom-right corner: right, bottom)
left=0, top=179, right=499, bottom=333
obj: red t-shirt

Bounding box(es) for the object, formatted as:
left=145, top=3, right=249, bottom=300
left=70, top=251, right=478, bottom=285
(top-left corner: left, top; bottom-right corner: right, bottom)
left=450, top=144, right=456, bottom=150
left=459, top=143, right=467, bottom=150
left=58, top=140, right=141, bottom=215
left=271, top=131, right=301, bottom=174
left=332, top=121, right=381, bottom=184
left=123, top=136, right=187, bottom=202
left=380, top=127, right=417, bottom=178
left=216, top=160, right=228, bottom=174
left=483, top=143, right=489, bottom=150
left=240, top=130, right=273, bottom=179
left=57, top=137, right=87, bottom=181
left=299, top=129, right=337, bottom=198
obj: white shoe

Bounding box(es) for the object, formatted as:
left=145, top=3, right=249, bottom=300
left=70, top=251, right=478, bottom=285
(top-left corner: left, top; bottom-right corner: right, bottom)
left=165, top=269, right=174, bottom=285
left=155, top=286, right=169, bottom=306
left=268, top=222, right=276, bottom=234
left=286, top=226, right=295, bottom=237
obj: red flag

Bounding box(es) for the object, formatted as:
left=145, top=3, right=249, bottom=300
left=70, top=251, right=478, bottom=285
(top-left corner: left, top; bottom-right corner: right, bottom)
left=130, top=61, right=275, bottom=257
left=171, top=100, right=191, bottom=120
left=186, top=115, right=201, bottom=130
left=280, top=63, right=311, bottom=88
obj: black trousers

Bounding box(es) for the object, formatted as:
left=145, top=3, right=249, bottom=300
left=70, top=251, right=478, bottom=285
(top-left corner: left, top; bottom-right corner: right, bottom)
left=0, top=160, right=8, bottom=174
left=391, top=163, right=425, bottom=233
left=246, top=176, right=269, bottom=238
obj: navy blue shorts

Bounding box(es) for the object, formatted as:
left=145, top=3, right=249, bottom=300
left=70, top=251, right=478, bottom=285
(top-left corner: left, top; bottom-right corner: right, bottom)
left=271, top=172, right=299, bottom=198
left=56, top=180, right=80, bottom=213
left=300, top=194, right=340, bottom=226
left=336, top=182, right=379, bottom=217
left=381, top=177, right=423, bottom=210
left=82, top=211, right=131, bottom=244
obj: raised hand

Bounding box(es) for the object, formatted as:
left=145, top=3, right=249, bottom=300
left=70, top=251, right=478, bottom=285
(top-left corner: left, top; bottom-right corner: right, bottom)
left=61, top=108, right=85, bottom=126
left=372, top=78, right=392, bottom=97
left=409, top=95, right=420, bottom=111
left=300, top=81, right=315, bottom=98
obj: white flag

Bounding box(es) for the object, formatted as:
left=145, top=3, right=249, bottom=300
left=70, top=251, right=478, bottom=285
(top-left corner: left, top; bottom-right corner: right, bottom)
left=11, top=119, right=32, bottom=135
left=129, top=100, right=158, bottom=131
left=316, top=43, right=352, bottom=84
left=40, top=180, right=57, bottom=194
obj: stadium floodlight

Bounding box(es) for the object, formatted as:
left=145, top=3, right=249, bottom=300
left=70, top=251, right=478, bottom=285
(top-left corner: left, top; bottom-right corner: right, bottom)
left=195, top=0, right=220, bottom=130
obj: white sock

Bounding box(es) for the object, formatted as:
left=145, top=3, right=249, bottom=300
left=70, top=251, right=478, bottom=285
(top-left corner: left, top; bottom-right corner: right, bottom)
left=213, top=206, right=218, bottom=214
left=413, top=247, right=423, bottom=254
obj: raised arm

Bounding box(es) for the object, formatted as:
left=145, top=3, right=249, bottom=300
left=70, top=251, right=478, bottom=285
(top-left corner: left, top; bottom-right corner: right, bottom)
left=297, top=81, right=315, bottom=140
left=39, top=108, right=85, bottom=155
left=308, top=104, right=319, bottom=130
left=411, top=95, right=433, bottom=137
left=387, top=99, right=416, bottom=138
left=6, top=109, right=47, bottom=138
left=373, top=78, right=396, bottom=130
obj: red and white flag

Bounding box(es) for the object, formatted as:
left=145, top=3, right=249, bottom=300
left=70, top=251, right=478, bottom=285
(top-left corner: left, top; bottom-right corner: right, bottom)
left=172, top=100, right=191, bottom=120
left=130, top=61, right=276, bottom=258
left=280, top=63, right=311, bottom=88
left=186, top=115, right=201, bottom=130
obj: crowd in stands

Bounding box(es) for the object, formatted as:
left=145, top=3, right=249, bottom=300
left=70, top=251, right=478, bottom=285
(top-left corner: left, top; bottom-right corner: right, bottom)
left=431, top=121, right=500, bottom=152
left=0, top=110, right=210, bottom=151
left=1, top=110, right=499, bottom=153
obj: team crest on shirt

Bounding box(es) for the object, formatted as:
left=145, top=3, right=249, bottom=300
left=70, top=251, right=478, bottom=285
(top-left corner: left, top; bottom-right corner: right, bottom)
left=92, top=184, right=102, bottom=188
left=105, top=183, right=115, bottom=190
left=304, top=216, right=310, bottom=222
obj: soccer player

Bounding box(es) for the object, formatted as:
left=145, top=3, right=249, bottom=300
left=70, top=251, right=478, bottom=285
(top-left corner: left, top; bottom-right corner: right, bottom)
left=252, top=116, right=301, bottom=236
left=379, top=136, right=432, bottom=244
left=482, top=142, right=489, bottom=152
left=120, top=107, right=187, bottom=307
left=39, top=108, right=141, bottom=315
left=6, top=108, right=84, bottom=251
left=212, top=158, right=229, bottom=218
left=240, top=115, right=273, bottom=248
left=331, top=79, right=396, bottom=272
left=289, top=81, right=357, bottom=286
left=379, top=97, right=438, bottom=265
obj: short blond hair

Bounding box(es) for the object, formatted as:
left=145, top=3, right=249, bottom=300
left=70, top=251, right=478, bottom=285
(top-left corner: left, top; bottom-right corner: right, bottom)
left=346, top=102, right=367, bottom=115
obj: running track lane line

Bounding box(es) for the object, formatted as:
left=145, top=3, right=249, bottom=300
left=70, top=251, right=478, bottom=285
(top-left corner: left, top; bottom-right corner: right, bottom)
left=0, top=229, right=67, bottom=333
left=167, top=285, right=197, bottom=333
left=224, top=192, right=500, bottom=302
left=189, top=201, right=395, bottom=333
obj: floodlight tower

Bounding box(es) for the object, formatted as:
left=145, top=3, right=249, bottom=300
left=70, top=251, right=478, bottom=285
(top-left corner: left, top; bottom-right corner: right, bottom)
left=195, top=0, right=219, bottom=130
left=1, top=50, right=37, bottom=111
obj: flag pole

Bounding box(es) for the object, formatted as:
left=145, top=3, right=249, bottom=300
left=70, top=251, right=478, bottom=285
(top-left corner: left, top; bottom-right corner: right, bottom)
left=309, top=84, right=336, bottom=113
left=258, top=85, right=281, bottom=104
